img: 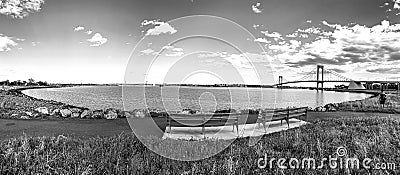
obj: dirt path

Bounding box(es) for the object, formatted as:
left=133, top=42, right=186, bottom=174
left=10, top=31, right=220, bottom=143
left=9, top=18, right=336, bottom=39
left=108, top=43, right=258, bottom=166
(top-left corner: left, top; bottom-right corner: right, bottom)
left=1, top=111, right=399, bottom=140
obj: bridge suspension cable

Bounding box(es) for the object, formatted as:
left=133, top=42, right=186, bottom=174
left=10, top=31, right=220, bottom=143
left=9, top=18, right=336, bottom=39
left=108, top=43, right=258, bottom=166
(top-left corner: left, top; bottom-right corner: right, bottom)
left=276, top=66, right=353, bottom=85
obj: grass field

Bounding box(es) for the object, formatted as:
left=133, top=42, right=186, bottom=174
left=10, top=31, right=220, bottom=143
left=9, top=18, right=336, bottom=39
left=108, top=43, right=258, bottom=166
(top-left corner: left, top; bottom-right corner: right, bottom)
left=1, top=113, right=400, bottom=174
left=337, top=94, right=400, bottom=113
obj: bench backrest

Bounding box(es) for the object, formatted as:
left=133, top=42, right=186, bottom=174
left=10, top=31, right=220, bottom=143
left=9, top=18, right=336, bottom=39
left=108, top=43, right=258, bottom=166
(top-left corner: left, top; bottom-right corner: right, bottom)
left=260, top=107, right=308, bottom=118
left=168, top=113, right=242, bottom=121
left=167, top=107, right=307, bottom=121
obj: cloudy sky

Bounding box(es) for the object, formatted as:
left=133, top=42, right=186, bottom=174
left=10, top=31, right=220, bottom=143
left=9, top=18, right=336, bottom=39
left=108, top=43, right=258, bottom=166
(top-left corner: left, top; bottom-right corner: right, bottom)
left=1, top=0, right=400, bottom=84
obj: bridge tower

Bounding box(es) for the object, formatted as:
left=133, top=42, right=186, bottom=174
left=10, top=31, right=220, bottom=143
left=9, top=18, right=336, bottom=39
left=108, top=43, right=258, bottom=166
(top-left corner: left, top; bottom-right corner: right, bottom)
left=316, top=65, right=324, bottom=91
left=278, top=76, right=283, bottom=89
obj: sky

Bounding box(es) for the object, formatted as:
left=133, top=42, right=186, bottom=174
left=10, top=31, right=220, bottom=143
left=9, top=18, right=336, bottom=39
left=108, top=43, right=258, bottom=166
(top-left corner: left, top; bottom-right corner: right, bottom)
left=1, top=0, right=400, bottom=84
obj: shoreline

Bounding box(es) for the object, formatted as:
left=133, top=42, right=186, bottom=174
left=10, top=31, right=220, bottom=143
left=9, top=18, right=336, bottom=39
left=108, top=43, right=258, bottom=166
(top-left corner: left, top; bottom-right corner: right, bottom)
left=0, top=85, right=394, bottom=121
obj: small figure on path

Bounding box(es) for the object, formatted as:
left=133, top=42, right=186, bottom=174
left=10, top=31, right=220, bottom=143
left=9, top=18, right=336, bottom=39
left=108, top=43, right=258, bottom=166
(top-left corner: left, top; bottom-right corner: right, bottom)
left=379, top=91, right=387, bottom=108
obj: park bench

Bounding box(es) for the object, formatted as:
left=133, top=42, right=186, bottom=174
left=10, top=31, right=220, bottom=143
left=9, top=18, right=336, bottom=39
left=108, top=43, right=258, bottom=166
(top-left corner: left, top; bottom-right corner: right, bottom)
left=257, top=107, right=308, bottom=132
left=166, top=113, right=240, bottom=136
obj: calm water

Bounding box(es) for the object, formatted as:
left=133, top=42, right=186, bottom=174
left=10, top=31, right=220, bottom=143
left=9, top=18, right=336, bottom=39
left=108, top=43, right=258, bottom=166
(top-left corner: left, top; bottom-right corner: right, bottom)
left=23, top=86, right=371, bottom=111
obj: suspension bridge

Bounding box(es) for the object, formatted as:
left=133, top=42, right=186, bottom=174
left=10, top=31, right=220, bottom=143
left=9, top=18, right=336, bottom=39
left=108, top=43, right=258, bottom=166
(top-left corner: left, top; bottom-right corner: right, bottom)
left=274, top=65, right=400, bottom=91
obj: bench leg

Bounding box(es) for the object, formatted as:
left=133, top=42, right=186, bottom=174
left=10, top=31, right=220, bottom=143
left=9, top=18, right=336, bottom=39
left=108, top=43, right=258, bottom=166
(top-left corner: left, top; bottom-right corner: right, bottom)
left=202, top=125, right=205, bottom=137
left=235, top=121, right=239, bottom=136
left=287, top=118, right=290, bottom=128
left=262, top=119, right=267, bottom=133
left=168, top=118, right=172, bottom=134
left=281, top=119, right=283, bottom=126
left=257, top=117, right=266, bottom=131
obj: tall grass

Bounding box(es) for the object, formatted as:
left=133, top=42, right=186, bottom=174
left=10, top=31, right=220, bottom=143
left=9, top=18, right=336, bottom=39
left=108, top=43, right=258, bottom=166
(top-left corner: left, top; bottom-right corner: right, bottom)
left=337, top=94, right=400, bottom=113
left=1, top=116, right=400, bottom=174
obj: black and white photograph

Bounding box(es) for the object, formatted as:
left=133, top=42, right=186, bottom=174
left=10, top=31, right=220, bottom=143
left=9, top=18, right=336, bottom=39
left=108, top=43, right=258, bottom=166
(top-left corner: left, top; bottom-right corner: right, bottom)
left=1, top=0, right=400, bottom=174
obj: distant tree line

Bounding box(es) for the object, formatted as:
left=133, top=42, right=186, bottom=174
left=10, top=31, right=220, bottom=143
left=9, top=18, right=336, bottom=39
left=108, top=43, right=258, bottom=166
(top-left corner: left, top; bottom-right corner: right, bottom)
left=0, top=78, right=49, bottom=86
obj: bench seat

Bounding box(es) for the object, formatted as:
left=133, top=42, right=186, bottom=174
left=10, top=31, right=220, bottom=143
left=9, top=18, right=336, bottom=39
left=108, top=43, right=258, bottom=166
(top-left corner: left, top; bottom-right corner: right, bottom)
left=257, top=107, right=308, bottom=132
left=167, top=113, right=240, bottom=136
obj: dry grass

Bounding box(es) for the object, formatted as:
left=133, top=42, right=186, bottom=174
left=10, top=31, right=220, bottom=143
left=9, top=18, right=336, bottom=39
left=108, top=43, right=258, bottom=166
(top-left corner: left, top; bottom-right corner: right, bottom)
left=337, top=94, right=400, bottom=113
left=1, top=116, right=400, bottom=174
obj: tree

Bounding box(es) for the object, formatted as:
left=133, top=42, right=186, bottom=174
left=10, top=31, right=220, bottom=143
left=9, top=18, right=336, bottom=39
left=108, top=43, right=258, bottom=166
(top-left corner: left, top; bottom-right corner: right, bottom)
left=37, top=81, right=48, bottom=86
left=28, top=78, right=35, bottom=85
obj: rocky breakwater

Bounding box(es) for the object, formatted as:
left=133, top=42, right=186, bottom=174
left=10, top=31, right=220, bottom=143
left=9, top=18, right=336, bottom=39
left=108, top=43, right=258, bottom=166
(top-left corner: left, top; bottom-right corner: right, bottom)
left=312, top=94, right=400, bottom=113
left=1, top=87, right=290, bottom=120
left=0, top=89, right=160, bottom=120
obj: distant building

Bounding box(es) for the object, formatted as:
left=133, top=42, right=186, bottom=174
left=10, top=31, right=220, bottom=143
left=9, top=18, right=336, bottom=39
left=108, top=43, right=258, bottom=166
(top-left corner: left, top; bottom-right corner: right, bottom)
left=348, top=81, right=366, bottom=90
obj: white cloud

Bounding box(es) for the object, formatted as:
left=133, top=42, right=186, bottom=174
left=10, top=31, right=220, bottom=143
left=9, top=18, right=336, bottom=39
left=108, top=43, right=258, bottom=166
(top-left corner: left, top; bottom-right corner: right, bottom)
left=87, top=33, right=108, bottom=47
left=162, top=45, right=184, bottom=57
left=146, top=23, right=177, bottom=36
left=141, top=19, right=163, bottom=26
left=139, top=45, right=184, bottom=57
left=261, top=31, right=283, bottom=41
left=0, top=0, right=45, bottom=19
left=165, top=51, right=184, bottom=57
left=223, top=54, right=253, bottom=69
left=298, top=27, right=321, bottom=35
left=198, top=52, right=269, bottom=69
left=322, top=20, right=340, bottom=28
left=0, top=35, right=18, bottom=51
left=161, top=45, right=174, bottom=50
left=253, top=24, right=263, bottom=29
left=141, top=20, right=177, bottom=36
left=269, top=20, right=400, bottom=80
left=254, top=38, right=271, bottom=44
left=73, top=26, right=109, bottom=46
left=74, top=26, right=85, bottom=31
left=140, top=48, right=157, bottom=55
left=285, top=32, right=309, bottom=38
left=251, top=2, right=262, bottom=13
left=198, top=52, right=227, bottom=58
left=172, top=47, right=183, bottom=52
left=31, top=41, right=40, bottom=46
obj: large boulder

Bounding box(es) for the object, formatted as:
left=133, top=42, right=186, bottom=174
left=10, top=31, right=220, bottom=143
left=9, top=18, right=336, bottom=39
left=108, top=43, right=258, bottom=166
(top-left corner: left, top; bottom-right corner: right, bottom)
left=181, top=109, right=196, bottom=114
left=70, top=108, right=82, bottom=113
left=91, top=110, right=104, bottom=119
left=0, top=100, right=5, bottom=109
left=70, top=108, right=82, bottom=118
left=50, top=109, right=60, bottom=116
left=60, top=109, right=72, bottom=118
left=20, top=116, right=30, bottom=120
left=71, top=112, right=80, bottom=118
left=105, top=110, right=118, bottom=120
left=11, top=113, right=18, bottom=118
left=35, top=107, right=49, bottom=115
left=25, top=111, right=33, bottom=117
left=124, top=111, right=134, bottom=118
left=133, top=109, right=150, bottom=118
left=80, top=110, right=92, bottom=119
left=116, top=110, right=126, bottom=118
